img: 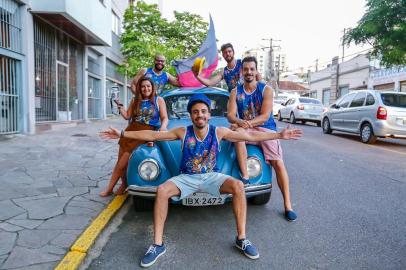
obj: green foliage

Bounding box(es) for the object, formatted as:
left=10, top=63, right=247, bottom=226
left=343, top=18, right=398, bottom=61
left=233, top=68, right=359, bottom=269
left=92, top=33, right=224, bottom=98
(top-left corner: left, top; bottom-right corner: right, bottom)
left=344, top=0, right=406, bottom=66
left=119, top=1, right=208, bottom=77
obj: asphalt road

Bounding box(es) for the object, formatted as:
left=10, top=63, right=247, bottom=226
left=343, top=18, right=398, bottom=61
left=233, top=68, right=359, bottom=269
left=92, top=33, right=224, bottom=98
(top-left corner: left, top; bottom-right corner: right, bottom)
left=88, top=121, right=406, bottom=270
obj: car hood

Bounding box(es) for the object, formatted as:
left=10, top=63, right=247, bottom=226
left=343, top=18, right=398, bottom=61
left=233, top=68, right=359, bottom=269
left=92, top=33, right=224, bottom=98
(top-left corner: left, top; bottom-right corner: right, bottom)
left=156, top=117, right=235, bottom=176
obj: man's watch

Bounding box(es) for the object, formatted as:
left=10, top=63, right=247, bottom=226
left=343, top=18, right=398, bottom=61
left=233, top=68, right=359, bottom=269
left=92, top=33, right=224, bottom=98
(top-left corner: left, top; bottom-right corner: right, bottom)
left=120, top=130, right=124, bottom=138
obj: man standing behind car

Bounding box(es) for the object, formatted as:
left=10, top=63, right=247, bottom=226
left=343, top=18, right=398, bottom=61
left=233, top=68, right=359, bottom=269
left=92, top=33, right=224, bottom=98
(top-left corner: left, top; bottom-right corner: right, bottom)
left=227, top=56, right=298, bottom=222
left=193, top=43, right=262, bottom=91
left=100, top=93, right=302, bottom=267
left=131, top=54, right=180, bottom=96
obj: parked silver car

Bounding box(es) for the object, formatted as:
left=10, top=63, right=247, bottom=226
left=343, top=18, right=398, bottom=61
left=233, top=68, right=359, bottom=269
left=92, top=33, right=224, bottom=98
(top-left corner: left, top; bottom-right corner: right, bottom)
left=322, top=90, right=406, bottom=143
left=278, top=97, right=324, bottom=126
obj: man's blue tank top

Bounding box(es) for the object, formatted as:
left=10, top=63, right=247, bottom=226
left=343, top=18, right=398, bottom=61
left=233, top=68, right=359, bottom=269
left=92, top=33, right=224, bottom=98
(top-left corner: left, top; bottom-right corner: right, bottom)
left=179, top=125, right=220, bottom=174
left=144, top=68, right=169, bottom=95
left=133, top=96, right=160, bottom=127
left=236, top=82, right=276, bottom=131
left=223, top=59, right=243, bottom=91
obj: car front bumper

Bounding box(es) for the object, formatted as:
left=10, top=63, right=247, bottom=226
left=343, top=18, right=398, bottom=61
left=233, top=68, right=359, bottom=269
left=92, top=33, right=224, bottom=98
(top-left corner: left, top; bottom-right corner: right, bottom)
left=128, top=183, right=272, bottom=198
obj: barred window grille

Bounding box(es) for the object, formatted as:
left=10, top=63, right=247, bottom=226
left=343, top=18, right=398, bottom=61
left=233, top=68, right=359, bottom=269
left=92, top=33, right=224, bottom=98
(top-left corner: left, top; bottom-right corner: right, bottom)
left=0, top=0, right=21, bottom=53
left=0, top=55, right=19, bottom=134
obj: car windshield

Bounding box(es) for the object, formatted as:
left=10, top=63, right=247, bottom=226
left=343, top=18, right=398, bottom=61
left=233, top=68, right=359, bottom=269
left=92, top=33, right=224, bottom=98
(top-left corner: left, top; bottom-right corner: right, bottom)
left=165, top=93, right=229, bottom=119
left=274, top=99, right=284, bottom=104
left=380, top=93, right=406, bottom=108
left=299, top=98, right=321, bottom=104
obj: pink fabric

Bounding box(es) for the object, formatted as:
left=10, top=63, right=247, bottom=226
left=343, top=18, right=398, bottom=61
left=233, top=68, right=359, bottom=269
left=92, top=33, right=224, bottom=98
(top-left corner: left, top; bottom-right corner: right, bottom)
left=245, top=127, right=283, bottom=162
left=178, top=59, right=218, bottom=87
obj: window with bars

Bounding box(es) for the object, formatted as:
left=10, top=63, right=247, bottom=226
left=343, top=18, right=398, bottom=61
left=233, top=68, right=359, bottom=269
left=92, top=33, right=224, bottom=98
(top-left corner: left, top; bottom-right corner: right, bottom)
left=0, top=0, right=21, bottom=53
left=0, top=55, right=19, bottom=134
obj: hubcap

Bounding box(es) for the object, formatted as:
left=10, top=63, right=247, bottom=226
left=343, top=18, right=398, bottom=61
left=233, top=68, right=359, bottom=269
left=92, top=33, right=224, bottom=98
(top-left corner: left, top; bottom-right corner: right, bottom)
left=362, top=125, right=371, bottom=141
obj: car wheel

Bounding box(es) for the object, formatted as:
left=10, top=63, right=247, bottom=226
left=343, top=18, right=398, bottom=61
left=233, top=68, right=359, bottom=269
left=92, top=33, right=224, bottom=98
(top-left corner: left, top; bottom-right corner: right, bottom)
left=133, top=196, right=154, bottom=212
left=322, top=117, right=332, bottom=134
left=316, top=121, right=321, bottom=127
left=248, top=191, right=271, bottom=205
left=360, top=123, right=377, bottom=144
left=277, top=111, right=282, bottom=121
left=290, top=113, right=296, bottom=124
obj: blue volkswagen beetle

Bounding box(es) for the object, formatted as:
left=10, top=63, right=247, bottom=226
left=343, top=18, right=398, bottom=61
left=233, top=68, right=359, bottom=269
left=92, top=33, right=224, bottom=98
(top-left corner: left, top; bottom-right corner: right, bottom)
left=127, top=87, right=273, bottom=211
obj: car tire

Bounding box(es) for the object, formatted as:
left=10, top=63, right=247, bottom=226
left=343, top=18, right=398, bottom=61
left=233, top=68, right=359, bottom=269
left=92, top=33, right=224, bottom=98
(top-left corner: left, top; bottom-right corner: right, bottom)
left=316, top=121, right=321, bottom=127
left=248, top=191, right=271, bottom=205
left=360, top=123, right=377, bottom=144
left=322, top=117, right=332, bottom=134
left=277, top=111, right=282, bottom=121
left=133, top=196, right=154, bottom=212
left=290, top=113, right=296, bottom=124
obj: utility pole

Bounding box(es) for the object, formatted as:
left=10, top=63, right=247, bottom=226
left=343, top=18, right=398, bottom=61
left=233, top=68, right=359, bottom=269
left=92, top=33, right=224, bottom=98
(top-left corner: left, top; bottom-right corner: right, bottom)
left=342, top=28, right=346, bottom=63
left=262, top=37, right=281, bottom=82
left=276, top=55, right=281, bottom=86
left=315, top=59, right=319, bottom=72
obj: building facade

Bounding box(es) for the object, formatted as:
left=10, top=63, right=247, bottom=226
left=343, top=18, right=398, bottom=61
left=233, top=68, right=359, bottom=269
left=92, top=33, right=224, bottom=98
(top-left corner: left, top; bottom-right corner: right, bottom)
left=368, top=66, right=406, bottom=92
left=0, top=0, right=131, bottom=135
left=309, top=54, right=370, bottom=105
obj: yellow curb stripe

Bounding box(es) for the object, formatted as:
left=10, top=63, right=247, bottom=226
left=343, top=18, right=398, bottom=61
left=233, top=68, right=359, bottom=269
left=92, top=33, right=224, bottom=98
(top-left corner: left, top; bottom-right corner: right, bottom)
left=54, top=251, right=86, bottom=270
left=54, top=194, right=128, bottom=270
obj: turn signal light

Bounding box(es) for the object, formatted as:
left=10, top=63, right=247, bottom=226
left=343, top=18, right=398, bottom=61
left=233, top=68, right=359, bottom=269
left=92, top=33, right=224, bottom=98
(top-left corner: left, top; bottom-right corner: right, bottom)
left=297, top=104, right=304, bottom=110
left=376, top=106, right=387, bottom=120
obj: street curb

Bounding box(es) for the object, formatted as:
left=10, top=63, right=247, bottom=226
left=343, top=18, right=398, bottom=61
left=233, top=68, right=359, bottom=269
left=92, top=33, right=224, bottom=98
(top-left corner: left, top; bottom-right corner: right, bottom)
left=54, top=194, right=128, bottom=270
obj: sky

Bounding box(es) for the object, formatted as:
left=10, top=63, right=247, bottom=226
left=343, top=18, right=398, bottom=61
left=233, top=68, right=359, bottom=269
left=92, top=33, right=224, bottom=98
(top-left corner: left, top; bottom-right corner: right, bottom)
left=156, top=0, right=372, bottom=73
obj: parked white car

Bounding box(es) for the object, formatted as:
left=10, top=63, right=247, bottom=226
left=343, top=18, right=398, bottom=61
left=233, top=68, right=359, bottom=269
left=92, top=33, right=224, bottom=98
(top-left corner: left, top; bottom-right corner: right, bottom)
left=278, top=97, right=324, bottom=126
left=322, top=90, right=406, bottom=143
left=273, top=98, right=285, bottom=116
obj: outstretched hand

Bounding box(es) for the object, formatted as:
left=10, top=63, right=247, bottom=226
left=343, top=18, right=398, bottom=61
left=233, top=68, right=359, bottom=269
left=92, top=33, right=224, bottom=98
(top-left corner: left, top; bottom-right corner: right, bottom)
left=100, top=126, right=120, bottom=140
left=280, top=125, right=303, bottom=140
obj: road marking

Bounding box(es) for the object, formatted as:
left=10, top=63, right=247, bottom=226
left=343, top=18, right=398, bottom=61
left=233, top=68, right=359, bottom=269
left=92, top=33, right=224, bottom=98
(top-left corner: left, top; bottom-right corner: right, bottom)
left=54, top=194, right=128, bottom=270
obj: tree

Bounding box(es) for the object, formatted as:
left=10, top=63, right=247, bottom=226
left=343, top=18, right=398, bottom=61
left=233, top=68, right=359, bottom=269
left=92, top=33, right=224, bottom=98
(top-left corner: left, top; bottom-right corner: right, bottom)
left=344, top=0, right=406, bottom=66
left=119, top=1, right=208, bottom=78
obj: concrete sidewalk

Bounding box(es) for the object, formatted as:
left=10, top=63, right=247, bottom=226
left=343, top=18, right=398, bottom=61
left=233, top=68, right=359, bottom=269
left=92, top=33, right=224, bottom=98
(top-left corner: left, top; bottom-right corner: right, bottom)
left=0, top=118, right=127, bottom=270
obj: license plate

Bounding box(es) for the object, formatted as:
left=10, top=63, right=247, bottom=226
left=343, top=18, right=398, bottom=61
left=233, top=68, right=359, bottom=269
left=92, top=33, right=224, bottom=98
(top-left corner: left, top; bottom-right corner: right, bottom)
left=182, top=192, right=226, bottom=206
left=396, top=117, right=406, bottom=125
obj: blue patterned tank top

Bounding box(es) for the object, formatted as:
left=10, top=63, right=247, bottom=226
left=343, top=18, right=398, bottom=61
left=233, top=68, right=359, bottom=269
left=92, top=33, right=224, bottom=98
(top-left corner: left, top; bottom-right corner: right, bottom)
left=179, top=125, right=220, bottom=174
left=236, top=82, right=276, bottom=131
left=223, top=59, right=243, bottom=91
left=144, top=68, right=169, bottom=95
left=133, top=96, right=160, bottom=127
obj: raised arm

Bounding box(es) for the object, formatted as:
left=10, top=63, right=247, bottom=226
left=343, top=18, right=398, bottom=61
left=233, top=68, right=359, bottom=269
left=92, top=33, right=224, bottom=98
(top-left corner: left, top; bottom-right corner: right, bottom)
left=130, top=68, right=147, bottom=95
left=157, top=96, right=168, bottom=131
left=100, top=126, right=185, bottom=142
left=247, top=85, right=274, bottom=127
left=117, top=98, right=134, bottom=120
left=167, top=73, right=180, bottom=87
left=217, top=126, right=302, bottom=143
left=194, top=69, right=223, bottom=87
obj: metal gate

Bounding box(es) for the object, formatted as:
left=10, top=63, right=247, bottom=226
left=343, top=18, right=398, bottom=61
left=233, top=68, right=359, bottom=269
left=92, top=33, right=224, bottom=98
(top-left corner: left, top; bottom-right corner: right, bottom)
left=0, top=56, right=19, bottom=134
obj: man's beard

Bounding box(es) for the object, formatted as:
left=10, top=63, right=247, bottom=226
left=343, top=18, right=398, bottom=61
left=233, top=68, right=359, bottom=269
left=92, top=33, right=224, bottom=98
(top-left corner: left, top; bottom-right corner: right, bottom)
left=244, top=76, right=254, bottom=83
left=193, top=118, right=207, bottom=129
left=225, top=56, right=234, bottom=63
left=155, top=64, right=164, bottom=71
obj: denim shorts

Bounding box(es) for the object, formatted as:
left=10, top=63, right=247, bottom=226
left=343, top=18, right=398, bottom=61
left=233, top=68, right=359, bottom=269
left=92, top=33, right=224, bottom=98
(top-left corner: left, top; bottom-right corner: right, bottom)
left=168, top=172, right=230, bottom=201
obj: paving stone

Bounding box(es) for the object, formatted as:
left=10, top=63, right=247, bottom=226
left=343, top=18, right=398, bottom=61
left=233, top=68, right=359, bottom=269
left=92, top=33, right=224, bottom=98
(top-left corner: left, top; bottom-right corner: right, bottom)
left=84, top=168, right=111, bottom=180
left=0, top=255, right=7, bottom=267
left=12, top=193, right=57, bottom=203
left=52, top=180, right=73, bottom=188
left=17, top=230, right=60, bottom=248
left=68, top=199, right=105, bottom=212
left=1, top=171, right=34, bottom=185
left=38, top=215, right=92, bottom=230
left=68, top=178, right=97, bottom=187
left=0, top=222, right=23, bottom=232
left=13, top=196, right=71, bottom=220
left=7, top=219, right=43, bottom=230
left=56, top=187, right=88, bottom=197
left=39, top=244, right=67, bottom=255
left=0, top=200, right=26, bottom=221
left=0, top=246, right=60, bottom=269
left=50, top=232, right=80, bottom=248
left=0, top=231, right=17, bottom=256
left=65, top=206, right=98, bottom=217
left=8, top=213, right=27, bottom=220
left=11, top=262, right=57, bottom=270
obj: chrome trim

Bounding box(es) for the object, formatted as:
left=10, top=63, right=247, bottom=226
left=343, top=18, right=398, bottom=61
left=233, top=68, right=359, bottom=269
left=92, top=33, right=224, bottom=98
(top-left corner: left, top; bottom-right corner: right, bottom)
left=128, top=183, right=272, bottom=198
left=138, top=158, right=160, bottom=181
left=247, top=156, right=262, bottom=179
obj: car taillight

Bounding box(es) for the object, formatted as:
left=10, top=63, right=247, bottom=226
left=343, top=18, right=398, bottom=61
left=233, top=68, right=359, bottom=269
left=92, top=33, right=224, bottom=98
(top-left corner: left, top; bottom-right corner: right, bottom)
left=376, top=106, right=387, bottom=120
left=297, top=104, right=304, bottom=110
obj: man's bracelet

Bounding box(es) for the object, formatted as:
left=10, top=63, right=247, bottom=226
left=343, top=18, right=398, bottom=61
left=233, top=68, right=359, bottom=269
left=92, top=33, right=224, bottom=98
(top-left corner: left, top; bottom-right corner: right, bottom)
left=120, top=130, right=124, bottom=138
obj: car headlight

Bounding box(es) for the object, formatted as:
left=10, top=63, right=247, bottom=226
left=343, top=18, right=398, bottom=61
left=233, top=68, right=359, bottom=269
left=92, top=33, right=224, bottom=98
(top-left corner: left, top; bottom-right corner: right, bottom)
left=247, top=156, right=262, bottom=178
left=138, top=159, right=160, bottom=181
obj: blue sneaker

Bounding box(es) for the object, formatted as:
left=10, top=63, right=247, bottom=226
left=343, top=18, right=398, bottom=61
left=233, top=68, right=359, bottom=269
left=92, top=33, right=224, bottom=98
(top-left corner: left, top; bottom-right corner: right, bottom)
left=235, top=238, right=259, bottom=259
left=285, top=210, right=297, bottom=222
left=140, top=244, right=166, bottom=268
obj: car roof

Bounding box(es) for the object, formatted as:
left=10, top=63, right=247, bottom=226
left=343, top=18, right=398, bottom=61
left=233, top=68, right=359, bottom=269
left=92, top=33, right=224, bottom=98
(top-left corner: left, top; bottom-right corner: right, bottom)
left=161, top=87, right=229, bottom=98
